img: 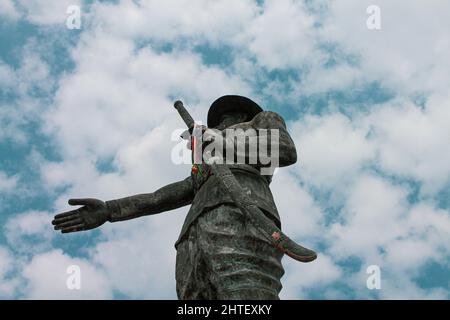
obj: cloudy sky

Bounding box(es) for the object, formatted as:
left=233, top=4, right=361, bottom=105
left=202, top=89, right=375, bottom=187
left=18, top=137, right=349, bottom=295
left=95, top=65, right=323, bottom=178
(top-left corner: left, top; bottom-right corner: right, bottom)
left=0, top=0, right=449, bottom=299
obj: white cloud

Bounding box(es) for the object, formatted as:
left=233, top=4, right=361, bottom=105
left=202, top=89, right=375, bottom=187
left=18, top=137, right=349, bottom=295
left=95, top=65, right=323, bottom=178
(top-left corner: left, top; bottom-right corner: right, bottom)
left=384, top=203, right=450, bottom=271
left=0, top=0, right=20, bottom=20
left=322, top=0, right=450, bottom=95
left=344, top=263, right=449, bottom=300
left=22, top=249, right=112, bottom=299
left=270, top=168, right=324, bottom=241
left=17, top=0, right=81, bottom=25
left=43, top=30, right=251, bottom=161
left=329, top=174, right=410, bottom=260
left=16, top=48, right=52, bottom=94
left=368, top=95, right=450, bottom=193
left=4, top=211, right=55, bottom=254
left=0, top=46, right=53, bottom=143
left=325, top=174, right=450, bottom=298
left=0, top=246, right=19, bottom=298
left=0, top=171, right=18, bottom=193
left=92, top=0, right=257, bottom=44
left=246, top=0, right=318, bottom=70
left=291, top=113, right=374, bottom=189
left=300, top=64, right=363, bottom=94
left=0, top=61, right=17, bottom=88
left=280, top=254, right=342, bottom=299
left=89, top=210, right=184, bottom=299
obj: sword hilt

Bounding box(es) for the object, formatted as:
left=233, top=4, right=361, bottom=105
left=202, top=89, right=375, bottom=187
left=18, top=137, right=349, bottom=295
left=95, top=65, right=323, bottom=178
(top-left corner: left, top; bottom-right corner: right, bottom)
left=174, top=100, right=195, bottom=130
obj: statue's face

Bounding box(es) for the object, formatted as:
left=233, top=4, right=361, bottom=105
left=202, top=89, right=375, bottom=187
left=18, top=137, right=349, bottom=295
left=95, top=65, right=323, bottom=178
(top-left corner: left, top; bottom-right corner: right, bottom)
left=216, top=111, right=248, bottom=129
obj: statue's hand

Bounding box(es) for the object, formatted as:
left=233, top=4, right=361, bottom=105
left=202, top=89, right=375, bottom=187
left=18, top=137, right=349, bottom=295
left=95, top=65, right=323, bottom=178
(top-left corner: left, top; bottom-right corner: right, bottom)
left=52, top=198, right=110, bottom=233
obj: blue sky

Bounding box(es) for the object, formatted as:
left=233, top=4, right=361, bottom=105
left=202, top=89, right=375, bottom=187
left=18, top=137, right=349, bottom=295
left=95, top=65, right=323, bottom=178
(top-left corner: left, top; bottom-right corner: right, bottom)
left=0, top=0, right=449, bottom=299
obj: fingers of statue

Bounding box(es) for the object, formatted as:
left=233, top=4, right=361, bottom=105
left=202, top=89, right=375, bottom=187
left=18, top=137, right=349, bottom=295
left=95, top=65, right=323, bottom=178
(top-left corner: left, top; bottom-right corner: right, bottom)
left=53, top=218, right=83, bottom=230
left=52, top=198, right=104, bottom=233
left=52, top=214, right=86, bottom=233
left=52, top=209, right=81, bottom=230
left=68, top=198, right=98, bottom=206
left=53, top=209, right=78, bottom=220
left=61, top=224, right=85, bottom=233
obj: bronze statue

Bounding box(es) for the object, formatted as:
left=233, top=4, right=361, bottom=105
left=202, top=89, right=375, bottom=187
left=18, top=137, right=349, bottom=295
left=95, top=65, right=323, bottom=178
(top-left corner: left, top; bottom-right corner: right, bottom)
left=52, top=95, right=316, bottom=299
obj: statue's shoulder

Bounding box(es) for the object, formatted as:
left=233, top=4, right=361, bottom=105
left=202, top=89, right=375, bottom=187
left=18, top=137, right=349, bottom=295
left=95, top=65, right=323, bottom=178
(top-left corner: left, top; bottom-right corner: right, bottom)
left=252, top=111, right=287, bottom=129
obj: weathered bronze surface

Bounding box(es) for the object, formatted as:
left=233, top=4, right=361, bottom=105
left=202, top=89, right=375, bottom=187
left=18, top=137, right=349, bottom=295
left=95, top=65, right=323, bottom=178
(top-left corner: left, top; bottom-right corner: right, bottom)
left=52, top=95, right=316, bottom=299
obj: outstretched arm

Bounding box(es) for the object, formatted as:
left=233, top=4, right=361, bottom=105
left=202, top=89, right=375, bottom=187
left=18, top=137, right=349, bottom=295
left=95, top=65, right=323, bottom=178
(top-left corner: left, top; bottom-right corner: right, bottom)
left=52, top=176, right=194, bottom=233
left=106, top=176, right=194, bottom=222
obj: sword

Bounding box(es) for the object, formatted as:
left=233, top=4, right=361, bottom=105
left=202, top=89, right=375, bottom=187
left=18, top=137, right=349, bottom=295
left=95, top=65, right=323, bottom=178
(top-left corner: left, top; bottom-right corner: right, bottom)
left=173, top=100, right=317, bottom=263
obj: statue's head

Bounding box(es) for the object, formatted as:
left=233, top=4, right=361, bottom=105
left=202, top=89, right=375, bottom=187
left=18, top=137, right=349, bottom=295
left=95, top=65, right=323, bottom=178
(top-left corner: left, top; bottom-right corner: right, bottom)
left=207, top=95, right=263, bottom=129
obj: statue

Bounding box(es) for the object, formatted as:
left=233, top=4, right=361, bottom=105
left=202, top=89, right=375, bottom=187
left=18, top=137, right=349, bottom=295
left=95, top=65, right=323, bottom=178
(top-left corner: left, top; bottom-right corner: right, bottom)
left=52, top=95, right=316, bottom=299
